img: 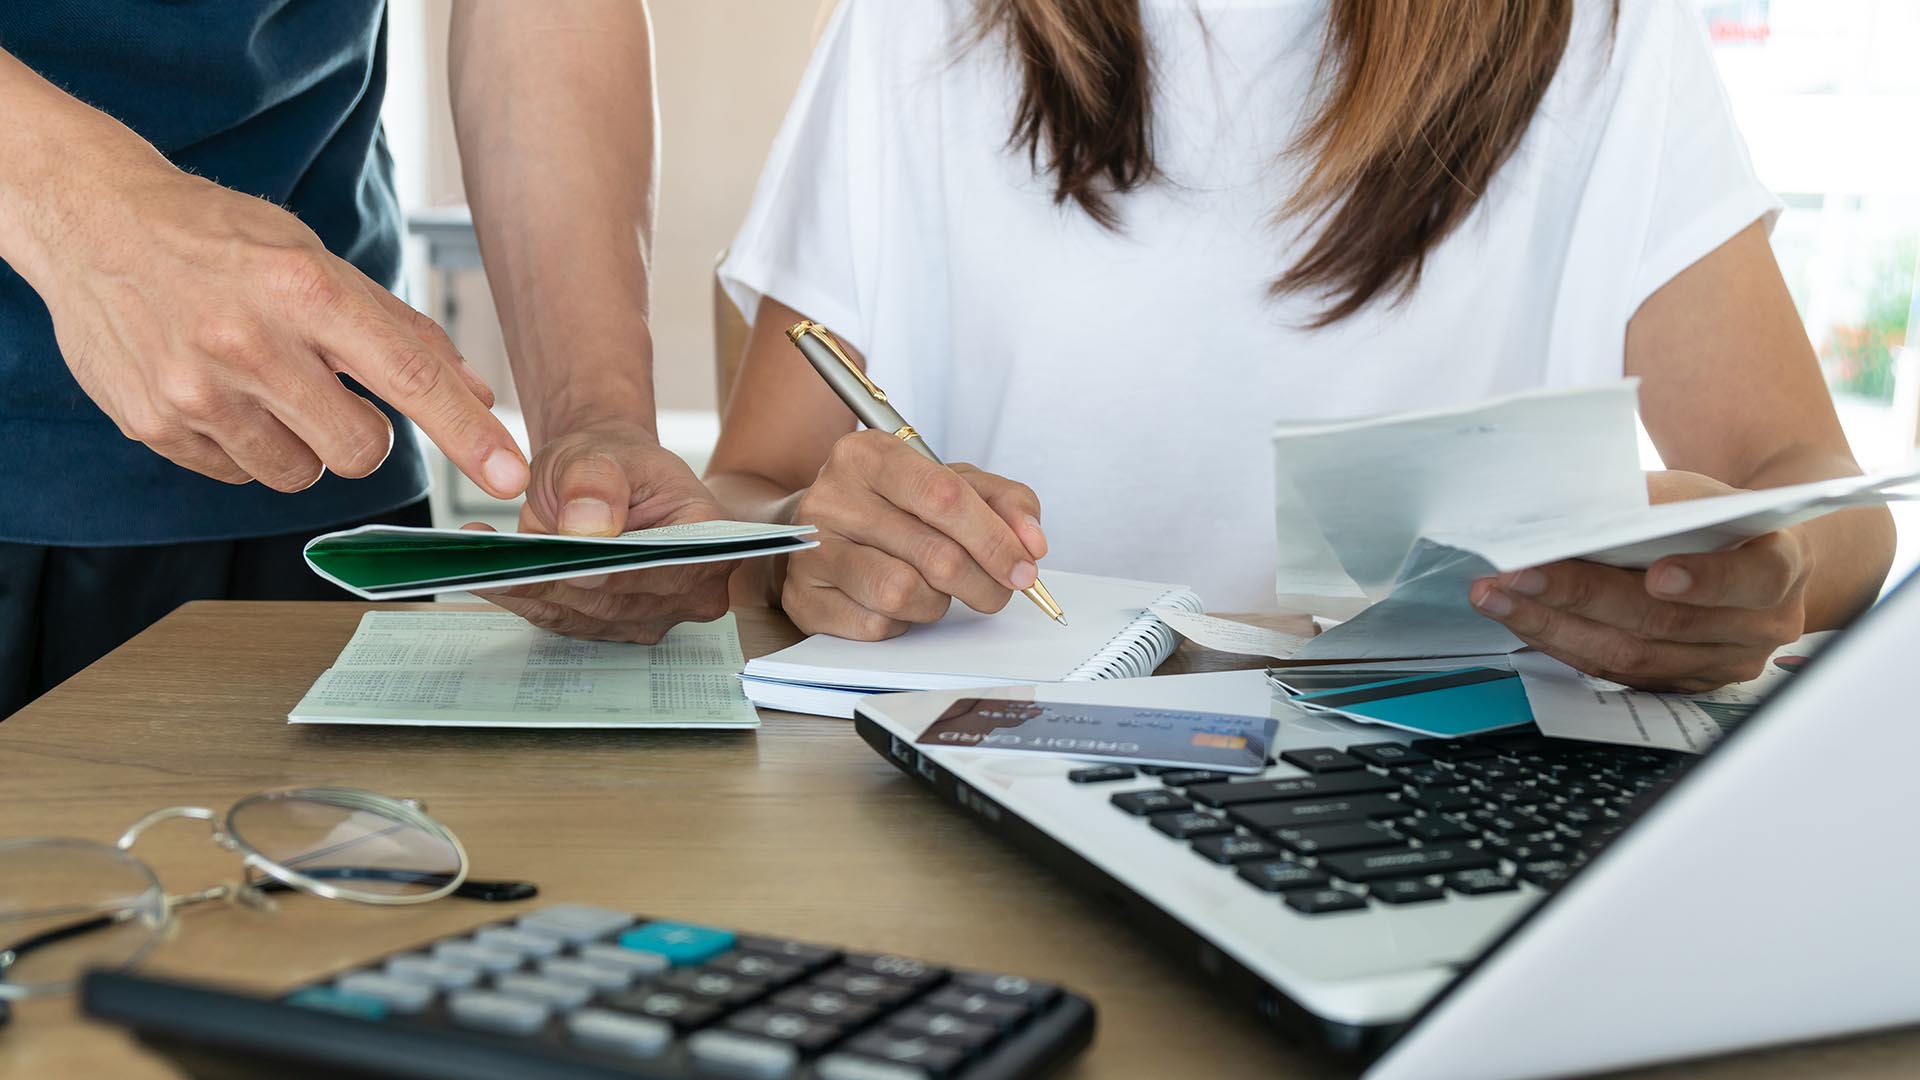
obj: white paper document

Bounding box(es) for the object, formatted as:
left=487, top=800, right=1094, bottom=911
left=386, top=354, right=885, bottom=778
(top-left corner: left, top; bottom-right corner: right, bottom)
left=1271, top=381, right=1919, bottom=660
left=290, top=611, right=759, bottom=729
left=1148, top=607, right=1314, bottom=660
left=1511, top=633, right=1835, bottom=753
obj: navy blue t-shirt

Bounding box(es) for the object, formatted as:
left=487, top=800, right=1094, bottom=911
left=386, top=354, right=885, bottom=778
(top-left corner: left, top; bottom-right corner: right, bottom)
left=0, top=0, right=428, bottom=546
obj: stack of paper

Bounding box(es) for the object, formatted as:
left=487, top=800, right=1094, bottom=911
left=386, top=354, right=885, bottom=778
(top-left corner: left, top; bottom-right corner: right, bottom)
left=1267, top=381, right=1918, bottom=660
left=290, top=611, right=760, bottom=729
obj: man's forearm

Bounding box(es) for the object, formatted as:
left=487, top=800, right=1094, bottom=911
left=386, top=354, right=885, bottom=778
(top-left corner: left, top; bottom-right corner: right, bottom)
left=0, top=47, right=167, bottom=285
left=449, top=0, right=662, bottom=448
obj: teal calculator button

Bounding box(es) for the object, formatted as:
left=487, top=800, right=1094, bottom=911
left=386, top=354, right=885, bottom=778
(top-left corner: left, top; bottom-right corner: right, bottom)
left=286, top=985, right=390, bottom=1021
left=616, top=922, right=736, bottom=966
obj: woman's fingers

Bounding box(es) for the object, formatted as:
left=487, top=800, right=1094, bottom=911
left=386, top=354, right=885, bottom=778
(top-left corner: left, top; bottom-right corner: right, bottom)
left=813, top=542, right=952, bottom=624
left=1472, top=579, right=1774, bottom=687
left=952, top=463, right=1047, bottom=559
left=785, top=581, right=910, bottom=641
left=1483, top=559, right=1773, bottom=646
left=841, top=434, right=1036, bottom=591
left=1645, top=531, right=1808, bottom=611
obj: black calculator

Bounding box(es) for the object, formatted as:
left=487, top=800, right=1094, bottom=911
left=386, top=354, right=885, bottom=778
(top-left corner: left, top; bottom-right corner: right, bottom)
left=81, top=903, right=1095, bottom=1080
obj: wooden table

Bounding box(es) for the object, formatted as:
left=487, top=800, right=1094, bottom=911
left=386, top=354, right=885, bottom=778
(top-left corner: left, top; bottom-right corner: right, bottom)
left=2, top=603, right=1914, bottom=1078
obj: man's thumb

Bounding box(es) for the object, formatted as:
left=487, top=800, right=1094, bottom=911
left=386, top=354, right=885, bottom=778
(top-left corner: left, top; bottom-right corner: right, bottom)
left=541, top=451, right=630, bottom=536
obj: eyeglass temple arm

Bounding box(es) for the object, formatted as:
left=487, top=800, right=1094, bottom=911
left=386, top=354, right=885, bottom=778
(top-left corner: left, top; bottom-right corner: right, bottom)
left=0, top=873, right=535, bottom=974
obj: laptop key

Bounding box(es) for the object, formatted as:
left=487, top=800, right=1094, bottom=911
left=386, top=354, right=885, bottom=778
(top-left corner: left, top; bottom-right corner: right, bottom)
left=1398, top=815, right=1476, bottom=843
left=1347, top=742, right=1432, bottom=769
left=1318, top=844, right=1496, bottom=882
left=1235, top=860, right=1329, bottom=893
left=1149, top=810, right=1234, bottom=839
left=1190, top=833, right=1280, bottom=864
left=1157, top=769, right=1231, bottom=787
left=1187, top=771, right=1396, bottom=807
left=1370, top=879, right=1446, bottom=905
left=1447, top=868, right=1519, bottom=895
left=1518, top=858, right=1575, bottom=886
left=1067, top=765, right=1136, bottom=783
left=1283, top=888, right=1369, bottom=914
left=1272, top=821, right=1401, bottom=855
left=1228, top=794, right=1403, bottom=831
left=1280, top=748, right=1364, bottom=773
left=1403, top=785, right=1475, bottom=813
left=1409, top=738, right=1501, bottom=761
left=1110, top=790, right=1190, bottom=816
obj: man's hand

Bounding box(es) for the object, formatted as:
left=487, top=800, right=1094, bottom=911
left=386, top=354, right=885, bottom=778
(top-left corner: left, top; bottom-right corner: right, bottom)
left=26, top=159, right=527, bottom=497
left=780, top=430, right=1047, bottom=641
left=1470, top=470, right=1813, bottom=692
left=475, top=424, right=735, bottom=643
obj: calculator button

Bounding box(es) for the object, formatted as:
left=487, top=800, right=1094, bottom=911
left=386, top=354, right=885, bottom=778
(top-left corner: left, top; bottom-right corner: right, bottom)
left=538, top=957, right=635, bottom=992
left=617, top=921, right=736, bottom=966
left=567, top=1007, right=674, bottom=1058
left=810, top=969, right=915, bottom=1006
left=844, top=953, right=946, bottom=989
left=706, top=951, right=806, bottom=985
left=447, top=990, right=551, bottom=1035
left=384, top=955, right=481, bottom=989
left=473, top=926, right=565, bottom=958
left=886, top=1007, right=996, bottom=1049
left=493, top=973, right=594, bottom=1010
left=659, top=967, right=766, bottom=1006
left=842, top=1033, right=967, bottom=1076
left=815, top=1055, right=933, bottom=1080
left=516, top=903, right=636, bottom=943
left=603, top=988, right=723, bottom=1029
left=734, top=936, right=841, bottom=970
left=770, top=986, right=880, bottom=1025
left=577, top=942, right=671, bottom=977
left=725, top=1007, right=845, bottom=1053
left=333, top=972, right=433, bottom=1014
left=686, top=1030, right=800, bottom=1079
left=949, top=972, right=1057, bottom=1008
left=285, top=986, right=388, bottom=1021
left=432, top=941, right=522, bottom=973
left=921, top=988, right=1026, bottom=1029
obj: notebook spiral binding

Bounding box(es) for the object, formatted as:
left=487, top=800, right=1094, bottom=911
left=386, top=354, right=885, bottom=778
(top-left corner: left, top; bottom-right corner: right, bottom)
left=1063, top=587, right=1204, bottom=683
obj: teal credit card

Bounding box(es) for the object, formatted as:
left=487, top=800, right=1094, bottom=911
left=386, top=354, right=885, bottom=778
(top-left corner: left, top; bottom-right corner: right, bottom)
left=1284, top=666, right=1533, bottom=738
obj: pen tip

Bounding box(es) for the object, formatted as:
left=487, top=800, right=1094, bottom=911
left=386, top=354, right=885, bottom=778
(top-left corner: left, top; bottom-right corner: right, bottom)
left=1055, top=616, right=1070, bottom=627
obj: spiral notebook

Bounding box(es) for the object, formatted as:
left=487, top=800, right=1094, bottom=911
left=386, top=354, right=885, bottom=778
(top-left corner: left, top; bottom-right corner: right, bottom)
left=741, top=571, right=1201, bottom=717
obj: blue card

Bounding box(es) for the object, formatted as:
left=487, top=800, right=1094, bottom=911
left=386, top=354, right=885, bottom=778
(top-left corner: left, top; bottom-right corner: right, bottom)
left=1284, top=666, right=1533, bottom=738
left=919, top=697, right=1276, bottom=773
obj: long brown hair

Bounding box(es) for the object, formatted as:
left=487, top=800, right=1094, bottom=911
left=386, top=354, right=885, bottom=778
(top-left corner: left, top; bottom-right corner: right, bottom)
left=975, top=0, right=1586, bottom=326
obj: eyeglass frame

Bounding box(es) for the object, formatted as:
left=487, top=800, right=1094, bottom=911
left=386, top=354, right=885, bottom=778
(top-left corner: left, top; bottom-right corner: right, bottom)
left=0, top=786, right=533, bottom=1004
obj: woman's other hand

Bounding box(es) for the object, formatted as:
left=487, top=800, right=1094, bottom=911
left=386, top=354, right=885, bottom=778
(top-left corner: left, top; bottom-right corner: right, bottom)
left=1469, top=471, right=1811, bottom=692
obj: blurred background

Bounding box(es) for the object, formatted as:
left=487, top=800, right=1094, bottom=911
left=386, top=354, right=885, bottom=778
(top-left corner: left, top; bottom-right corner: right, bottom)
left=381, top=0, right=1920, bottom=582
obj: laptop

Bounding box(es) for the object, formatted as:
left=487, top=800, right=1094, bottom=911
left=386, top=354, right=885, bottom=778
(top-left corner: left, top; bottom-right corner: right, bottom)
left=851, top=569, right=1920, bottom=1078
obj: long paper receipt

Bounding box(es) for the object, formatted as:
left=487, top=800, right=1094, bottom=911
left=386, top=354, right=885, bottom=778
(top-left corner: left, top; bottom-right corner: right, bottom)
left=290, top=611, right=759, bottom=729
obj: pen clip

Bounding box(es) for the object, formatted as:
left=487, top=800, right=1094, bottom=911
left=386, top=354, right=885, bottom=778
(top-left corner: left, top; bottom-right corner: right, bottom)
left=788, top=321, right=887, bottom=402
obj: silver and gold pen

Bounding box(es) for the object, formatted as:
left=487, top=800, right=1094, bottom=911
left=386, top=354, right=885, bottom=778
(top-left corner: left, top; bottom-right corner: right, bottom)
left=785, top=320, right=1068, bottom=626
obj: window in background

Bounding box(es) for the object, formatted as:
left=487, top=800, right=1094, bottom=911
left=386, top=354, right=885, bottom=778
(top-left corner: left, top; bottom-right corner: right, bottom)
left=1702, top=0, right=1920, bottom=471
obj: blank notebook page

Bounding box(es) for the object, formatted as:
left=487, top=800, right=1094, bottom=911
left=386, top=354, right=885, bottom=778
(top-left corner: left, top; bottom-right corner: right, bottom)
left=744, top=571, right=1201, bottom=690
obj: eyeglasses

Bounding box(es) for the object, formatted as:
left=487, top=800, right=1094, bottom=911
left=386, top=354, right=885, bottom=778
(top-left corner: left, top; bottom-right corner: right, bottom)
left=0, top=787, right=535, bottom=1010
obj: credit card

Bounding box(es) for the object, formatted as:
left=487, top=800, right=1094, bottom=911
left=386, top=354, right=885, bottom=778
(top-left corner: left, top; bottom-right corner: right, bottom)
left=917, top=697, right=1276, bottom=773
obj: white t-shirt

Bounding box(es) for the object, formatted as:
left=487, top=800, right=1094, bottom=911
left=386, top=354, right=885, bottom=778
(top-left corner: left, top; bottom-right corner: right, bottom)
left=721, top=0, right=1779, bottom=611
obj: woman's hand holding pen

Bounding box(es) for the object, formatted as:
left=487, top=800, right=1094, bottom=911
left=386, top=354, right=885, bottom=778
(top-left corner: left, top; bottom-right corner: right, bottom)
left=1469, top=471, right=1813, bottom=692
left=781, top=430, right=1049, bottom=640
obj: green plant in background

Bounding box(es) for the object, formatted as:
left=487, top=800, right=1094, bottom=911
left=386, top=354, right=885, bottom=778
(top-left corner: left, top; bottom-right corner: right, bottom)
left=1822, top=235, right=1916, bottom=402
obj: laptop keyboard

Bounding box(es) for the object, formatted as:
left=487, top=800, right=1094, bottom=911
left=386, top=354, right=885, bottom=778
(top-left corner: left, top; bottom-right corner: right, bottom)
left=1090, top=732, right=1686, bottom=914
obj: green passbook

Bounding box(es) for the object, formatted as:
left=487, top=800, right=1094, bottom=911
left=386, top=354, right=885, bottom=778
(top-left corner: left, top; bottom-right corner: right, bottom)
left=304, top=520, right=817, bottom=599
